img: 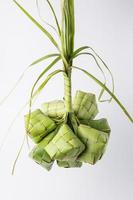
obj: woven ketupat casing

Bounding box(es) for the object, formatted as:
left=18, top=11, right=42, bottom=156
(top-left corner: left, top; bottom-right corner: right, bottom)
left=88, top=118, right=111, bottom=134
left=77, top=124, right=109, bottom=164
left=44, top=124, right=85, bottom=161
left=73, top=90, right=98, bottom=120
left=29, top=129, right=58, bottom=171
left=25, top=109, right=56, bottom=143
left=57, top=160, right=82, bottom=168
left=41, top=100, right=65, bottom=119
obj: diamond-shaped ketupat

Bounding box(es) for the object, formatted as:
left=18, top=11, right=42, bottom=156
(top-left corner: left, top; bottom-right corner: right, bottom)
left=88, top=118, right=111, bottom=134
left=73, top=90, right=98, bottom=120
left=77, top=124, right=109, bottom=164
left=25, top=109, right=56, bottom=143
left=41, top=100, right=65, bottom=119
left=44, top=124, right=85, bottom=161
left=29, top=128, right=59, bottom=171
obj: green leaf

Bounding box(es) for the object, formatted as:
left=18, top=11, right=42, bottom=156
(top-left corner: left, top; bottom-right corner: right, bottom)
left=12, top=136, right=26, bottom=175
left=61, top=0, right=75, bottom=61
left=0, top=68, right=27, bottom=106
left=46, top=0, right=61, bottom=36
left=36, top=0, right=58, bottom=33
left=0, top=102, right=27, bottom=153
left=73, top=46, right=89, bottom=57
left=29, top=57, right=61, bottom=109
left=73, top=52, right=109, bottom=102
left=13, top=0, right=60, bottom=50
left=73, top=46, right=115, bottom=102
left=29, top=69, right=65, bottom=113
left=30, top=53, right=60, bottom=66
left=0, top=53, right=59, bottom=106
left=26, top=68, right=64, bottom=134
left=72, top=66, right=133, bottom=123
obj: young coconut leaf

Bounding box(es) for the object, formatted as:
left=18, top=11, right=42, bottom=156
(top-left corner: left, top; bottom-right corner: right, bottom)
left=73, top=46, right=115, bottom=102
left=73, top=52, right=110, bottom=102
left=36, top=0, right=58, bottom=34
left=31, top=69, right=65, bottom=105
left=30, top=53, right=60, bottom=66
left=0, top=53, right=60, bottom=106
left=13, top=0, right=67, bottom=66
left=0, top=67, right=28, bottom=105
left=13, top=0, right=60, bottom=51
left=26, top=69, right=64, bottom=131
left=72, top=66, right=133, bottom=123
left=46, top=0, right=61, bottom=36
left=12, top=135, right=26, bottom=175
left=29, top=56, right=61, bottom=111
left=61, top=0, right=75, bottom=63
left=73, top=46, right=89, bottom=57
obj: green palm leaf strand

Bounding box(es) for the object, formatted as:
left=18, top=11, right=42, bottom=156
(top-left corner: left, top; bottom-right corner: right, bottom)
left=73, top=47, right=115, bottom=102
left=72, top=66, right=133, bottom=123
left=13, top=0, right=60, bottom=50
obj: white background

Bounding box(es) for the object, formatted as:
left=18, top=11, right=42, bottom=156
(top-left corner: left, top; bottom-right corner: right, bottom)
left=0, top=0, right=133, bottom=200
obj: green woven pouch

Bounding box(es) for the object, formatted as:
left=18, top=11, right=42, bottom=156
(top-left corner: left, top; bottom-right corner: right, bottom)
left=77, top=124, right=109, bottom=164
left=41, top=100, right=65, bottom=119
left=57, top=160, right=82, bottom=168
left=73, top=90, right=98, bottom=120
left=29, top=129, right=58, bottom=171
left=80, top=118, right=111, bottom=134
left=25, top=109, right=56, bottom=143
left=44, top=124, right=85, bottom=161
left=88, top=118, right=111, bottom=134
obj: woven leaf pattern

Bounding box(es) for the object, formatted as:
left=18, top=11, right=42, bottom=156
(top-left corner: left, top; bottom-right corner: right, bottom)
left=25, top=109, right=56, bottom=143
left=77, top=124, right=109, bottom=164
left=73, top=90, right=99, bottom=120
left=44, top=124, right=85, bottom=160
left=57, top=160, right=82, bottom=168
left=29, top=129, right=58, bottom=171
left=25, top=90, right=111, bottom=170
left=41, top=100, right=65, bottom=119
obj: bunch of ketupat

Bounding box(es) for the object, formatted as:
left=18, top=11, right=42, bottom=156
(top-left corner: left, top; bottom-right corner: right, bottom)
left=25, top=90, right=111, bottom=170
left=13, top=0, right=132, bottom=172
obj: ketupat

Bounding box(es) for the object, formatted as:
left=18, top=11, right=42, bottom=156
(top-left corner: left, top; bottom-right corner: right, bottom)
left=29, top=128, right=59, bottom=171
left=44, top=124, right=85, bottom=161
left=80, top=118, right=111, bottom=134
left=25, top=109, right=56, bottom=143
left=73, top=90, right=98, bottom=120
left=41, top=100, right=65, bottom=120
left=10, top=0, right=132, bottom=172
left=77, top=124, right=109, bottom=164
